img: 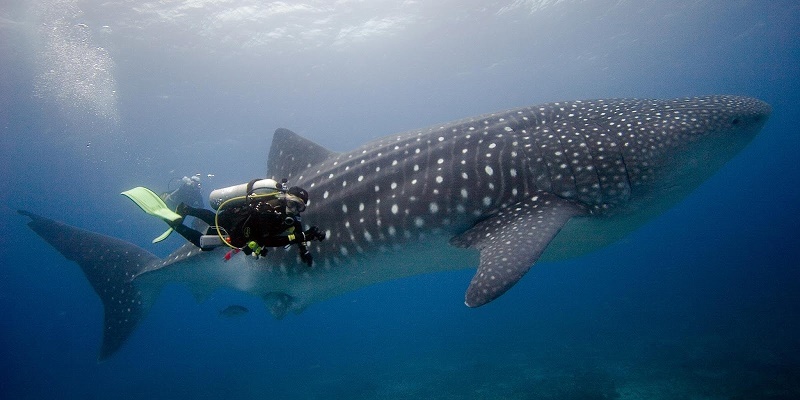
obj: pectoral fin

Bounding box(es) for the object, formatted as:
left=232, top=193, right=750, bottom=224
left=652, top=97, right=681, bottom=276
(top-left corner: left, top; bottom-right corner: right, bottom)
left=451, top=193, right=586, bottom=307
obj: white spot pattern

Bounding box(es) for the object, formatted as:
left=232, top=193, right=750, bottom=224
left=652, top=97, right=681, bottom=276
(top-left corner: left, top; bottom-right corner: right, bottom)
left=264, top=95, right=768, bottom=282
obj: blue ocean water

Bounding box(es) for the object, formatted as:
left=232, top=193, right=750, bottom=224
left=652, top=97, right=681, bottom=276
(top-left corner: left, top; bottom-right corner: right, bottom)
left=1, top=1, right=799, bottom=399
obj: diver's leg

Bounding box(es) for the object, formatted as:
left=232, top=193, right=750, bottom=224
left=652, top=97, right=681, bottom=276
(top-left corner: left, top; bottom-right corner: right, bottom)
left=170, top=223, right=203, bottom=248
left=177, top=203, right=217, bottom=226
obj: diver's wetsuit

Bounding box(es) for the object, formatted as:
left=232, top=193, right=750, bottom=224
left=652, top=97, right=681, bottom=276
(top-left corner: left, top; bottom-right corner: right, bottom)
left=173, top=203, right=306, bottom=248
left=171, top=201, right=323, bottom=265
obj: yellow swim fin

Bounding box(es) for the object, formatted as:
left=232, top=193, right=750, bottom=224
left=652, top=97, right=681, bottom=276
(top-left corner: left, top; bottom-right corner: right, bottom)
left=121, top=186, right=182, bottom=243
left=151, top=228, right=174, bottom=243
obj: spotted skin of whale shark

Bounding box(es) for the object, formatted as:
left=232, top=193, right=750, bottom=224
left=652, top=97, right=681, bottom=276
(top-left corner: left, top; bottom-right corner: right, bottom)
left=20, top=95, right=770, bottom=360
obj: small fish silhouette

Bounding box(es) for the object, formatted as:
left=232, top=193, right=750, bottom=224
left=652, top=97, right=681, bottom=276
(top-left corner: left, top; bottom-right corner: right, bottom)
left=219, top=305, right=248, bottom=318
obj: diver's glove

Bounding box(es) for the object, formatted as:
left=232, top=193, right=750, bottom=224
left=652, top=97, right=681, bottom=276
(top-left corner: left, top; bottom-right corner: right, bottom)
left=303, top=226, right=326, bottom=242
left=299, top=248, right=313, bottom=267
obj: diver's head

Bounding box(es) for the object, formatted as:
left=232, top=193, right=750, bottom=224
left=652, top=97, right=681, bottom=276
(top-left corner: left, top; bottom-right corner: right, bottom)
left=182, top=175, right=201, bottom=189
left=287, top=186, right=308, bottom=204
left=285, top=186, right=308, bottom=215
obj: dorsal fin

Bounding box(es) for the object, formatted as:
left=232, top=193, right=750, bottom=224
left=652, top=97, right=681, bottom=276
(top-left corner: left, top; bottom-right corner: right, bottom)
left=267, top=128, right=338, bottom=180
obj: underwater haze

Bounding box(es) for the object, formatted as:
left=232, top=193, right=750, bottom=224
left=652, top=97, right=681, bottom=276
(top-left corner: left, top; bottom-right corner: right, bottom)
left=2, top=1, right=799, bottom=399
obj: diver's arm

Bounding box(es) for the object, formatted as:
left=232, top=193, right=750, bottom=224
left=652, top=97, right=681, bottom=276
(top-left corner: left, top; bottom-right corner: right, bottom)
left=297, top=242, right=313, bottom=266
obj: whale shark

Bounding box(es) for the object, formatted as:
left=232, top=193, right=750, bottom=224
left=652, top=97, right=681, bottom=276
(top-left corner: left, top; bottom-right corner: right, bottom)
left=20, top=95, right=771, bottom=360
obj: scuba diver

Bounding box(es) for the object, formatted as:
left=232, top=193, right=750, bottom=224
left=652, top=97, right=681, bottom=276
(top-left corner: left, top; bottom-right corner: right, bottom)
left=122, top=178, right=326, bottom=266
left=161, top=175, right=204, bottom=210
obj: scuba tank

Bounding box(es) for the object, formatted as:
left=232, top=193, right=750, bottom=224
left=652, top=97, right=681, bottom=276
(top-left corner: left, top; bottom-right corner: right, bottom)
left=208, top=178, right=282, bottom=210
left=205, top=178, right=293, bottom=252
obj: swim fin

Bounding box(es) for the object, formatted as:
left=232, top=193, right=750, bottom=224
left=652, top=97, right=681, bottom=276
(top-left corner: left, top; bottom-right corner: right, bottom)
left=121, top=186, right=182, bottom=243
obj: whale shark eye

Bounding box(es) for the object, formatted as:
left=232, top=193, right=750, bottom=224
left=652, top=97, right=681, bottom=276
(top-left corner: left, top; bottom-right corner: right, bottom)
left=731, top=118, right=741, bottom=125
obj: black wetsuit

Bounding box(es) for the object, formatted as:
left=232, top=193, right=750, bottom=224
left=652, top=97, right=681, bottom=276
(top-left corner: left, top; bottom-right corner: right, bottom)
left=172, top=198, right=315, bottom=261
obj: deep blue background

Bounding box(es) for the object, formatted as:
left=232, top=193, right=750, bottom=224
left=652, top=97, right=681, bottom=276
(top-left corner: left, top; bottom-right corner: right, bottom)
left=1, top=1, right=799, bottom=398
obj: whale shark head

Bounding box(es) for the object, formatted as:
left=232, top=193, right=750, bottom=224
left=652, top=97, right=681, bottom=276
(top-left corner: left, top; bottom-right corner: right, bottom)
left=629, top=96, right=770, bottom=211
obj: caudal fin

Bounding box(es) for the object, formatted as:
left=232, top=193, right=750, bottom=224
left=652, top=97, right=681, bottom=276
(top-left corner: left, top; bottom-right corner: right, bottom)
left=18, top=210, right=160, bottom=361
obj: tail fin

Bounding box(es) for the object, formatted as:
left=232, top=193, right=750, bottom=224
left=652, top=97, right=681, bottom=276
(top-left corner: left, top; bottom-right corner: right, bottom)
left=19, top=210, right=160, bottom=361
